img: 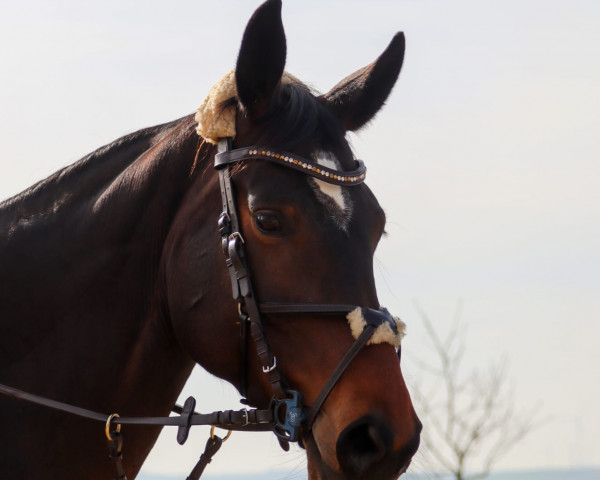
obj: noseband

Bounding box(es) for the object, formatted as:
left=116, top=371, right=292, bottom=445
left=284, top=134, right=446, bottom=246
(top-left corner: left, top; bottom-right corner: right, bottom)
left=215, top=138, right=401, bottom=445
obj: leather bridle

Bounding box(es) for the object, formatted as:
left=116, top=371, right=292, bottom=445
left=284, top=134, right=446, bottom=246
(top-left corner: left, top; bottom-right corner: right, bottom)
left=214, top=137, right=402, bottom=444
left=0, top=137, right=402, bottom=478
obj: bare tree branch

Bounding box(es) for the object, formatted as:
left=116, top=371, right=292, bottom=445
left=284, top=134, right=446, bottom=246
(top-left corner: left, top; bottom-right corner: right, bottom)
left=410, top=302, right=543, bottom=480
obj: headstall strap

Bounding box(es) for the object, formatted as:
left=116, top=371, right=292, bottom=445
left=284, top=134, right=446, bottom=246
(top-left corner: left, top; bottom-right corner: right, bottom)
left=216, top=138, right=288, bottom=402
left=215, top=147, right=367, bottom=186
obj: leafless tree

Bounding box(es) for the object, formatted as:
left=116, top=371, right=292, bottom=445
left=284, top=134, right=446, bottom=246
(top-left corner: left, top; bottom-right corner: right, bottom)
left=409, top=301, right=541, bottom=480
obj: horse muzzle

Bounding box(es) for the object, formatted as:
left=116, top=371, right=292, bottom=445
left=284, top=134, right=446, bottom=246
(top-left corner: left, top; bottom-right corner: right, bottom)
left=305, top=412, right=421, bottom=480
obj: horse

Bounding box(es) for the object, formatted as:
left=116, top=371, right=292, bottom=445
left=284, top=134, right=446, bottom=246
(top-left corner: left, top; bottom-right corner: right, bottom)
left=0, top=0, right=421, bottom=478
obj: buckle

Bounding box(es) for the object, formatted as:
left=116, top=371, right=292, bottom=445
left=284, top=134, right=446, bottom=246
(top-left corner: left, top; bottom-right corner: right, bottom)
left=270, top=390, right=305, bottom=443
left=262, top=356, right=277, bottom=373
left=228, top=231, right=245, bottom=244
left=218, top=212, right=231, bottom=236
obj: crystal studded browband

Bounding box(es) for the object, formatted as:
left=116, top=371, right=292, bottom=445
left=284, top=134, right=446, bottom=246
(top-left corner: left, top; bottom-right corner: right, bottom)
left=214, top=145, right=367, bottom=186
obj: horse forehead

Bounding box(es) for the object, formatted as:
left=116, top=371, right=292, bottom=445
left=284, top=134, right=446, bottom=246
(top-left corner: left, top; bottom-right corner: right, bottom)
left=245, top=151, right=361, bottom=231
left=309, top=151, right=352, bottom=230
left=311, top=152, right=346, bottom=208
left=246, top=151, right=357, bottom=230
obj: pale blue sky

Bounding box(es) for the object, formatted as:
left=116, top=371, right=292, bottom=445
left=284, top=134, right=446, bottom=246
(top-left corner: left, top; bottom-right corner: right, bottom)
left=1, top=0, right=599, bottom=476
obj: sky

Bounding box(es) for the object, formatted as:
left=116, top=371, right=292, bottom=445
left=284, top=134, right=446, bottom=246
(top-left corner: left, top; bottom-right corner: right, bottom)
left=1, top=0, right=599, bottom=477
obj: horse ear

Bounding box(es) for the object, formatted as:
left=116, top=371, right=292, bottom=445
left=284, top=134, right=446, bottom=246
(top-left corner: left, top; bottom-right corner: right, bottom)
left=236, top=0, right=286, bottom=119
left=321, top=32, right=405, bottom=132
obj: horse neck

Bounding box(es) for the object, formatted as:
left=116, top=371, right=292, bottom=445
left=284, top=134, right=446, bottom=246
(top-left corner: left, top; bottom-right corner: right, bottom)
left=0, top=114, right=209, bottom=416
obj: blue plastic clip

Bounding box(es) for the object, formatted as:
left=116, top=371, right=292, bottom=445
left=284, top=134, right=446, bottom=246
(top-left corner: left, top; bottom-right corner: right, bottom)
left=270, top=390, right=305, bottom=442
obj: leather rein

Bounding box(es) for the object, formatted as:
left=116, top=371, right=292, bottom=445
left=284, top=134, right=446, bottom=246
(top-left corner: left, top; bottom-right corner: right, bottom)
left=0, top=138, right=401, bottom=479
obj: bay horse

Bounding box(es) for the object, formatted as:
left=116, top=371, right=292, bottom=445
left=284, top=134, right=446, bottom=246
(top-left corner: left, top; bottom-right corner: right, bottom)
left=0, top=1, right=421, bottom=479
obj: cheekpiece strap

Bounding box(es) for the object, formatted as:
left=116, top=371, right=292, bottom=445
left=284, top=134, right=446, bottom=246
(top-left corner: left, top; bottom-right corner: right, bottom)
left=215, top=147, right=366, bottom=186
left=215, top=138, right=288, bottom=403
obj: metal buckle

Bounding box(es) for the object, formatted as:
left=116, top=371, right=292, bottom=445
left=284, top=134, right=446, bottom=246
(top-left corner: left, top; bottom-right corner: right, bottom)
left=218, top=212, right=231, bottom=236
left=270, top=390, right=305, bottom=443
left=241, top=408, right=249, bottom=426
left=262, top=356, right=277, bottom=373
left=228, top=231, right=245, bottom=244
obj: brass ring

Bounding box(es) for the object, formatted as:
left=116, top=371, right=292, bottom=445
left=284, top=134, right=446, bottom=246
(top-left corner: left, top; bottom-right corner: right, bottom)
left=105, top=413, right=121, bottom=441
left=210, top=425, right=232, bottom=443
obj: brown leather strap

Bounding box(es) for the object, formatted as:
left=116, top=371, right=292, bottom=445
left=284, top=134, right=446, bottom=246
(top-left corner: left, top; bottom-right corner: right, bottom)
left=186, top=435, right=223, bottom=480
left=215, top=146, right=367, bottom=186
left=0, top=383, right=274, bottom=432
left=259, top=303, right=356, bottom=315
left=107, top=432, right=128, bottom=480
left=216, top=138, right=288, bottom=401
left=0, top=382, right=108, bottom=422
left=303, top=307, right=400, bottom=430
left=304, top=323, right=376, bottom=429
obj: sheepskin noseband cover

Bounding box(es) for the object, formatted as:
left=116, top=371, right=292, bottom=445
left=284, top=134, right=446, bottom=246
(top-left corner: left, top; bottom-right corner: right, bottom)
left=195, top=69, right=302, bottom=144
left=347, top=308, right=406, bottom=348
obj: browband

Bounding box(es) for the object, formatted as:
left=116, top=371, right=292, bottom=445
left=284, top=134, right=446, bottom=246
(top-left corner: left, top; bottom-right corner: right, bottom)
left=214, top=145, right=367, bottom=186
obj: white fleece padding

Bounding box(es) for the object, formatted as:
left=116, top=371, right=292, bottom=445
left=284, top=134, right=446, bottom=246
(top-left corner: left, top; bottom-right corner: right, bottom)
left=195, top=69, right=302, bottom=144
left=347, top=307, right=406, bottom=348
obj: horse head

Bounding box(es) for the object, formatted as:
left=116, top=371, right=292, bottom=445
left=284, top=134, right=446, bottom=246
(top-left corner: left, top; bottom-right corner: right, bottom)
left=163, top=1, right=420, bottom=478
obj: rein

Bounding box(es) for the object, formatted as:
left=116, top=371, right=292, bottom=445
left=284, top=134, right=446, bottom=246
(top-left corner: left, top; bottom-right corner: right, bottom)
left=0, top=137, right=401, bottom=479
left=0, top=382, right=273, bottom=480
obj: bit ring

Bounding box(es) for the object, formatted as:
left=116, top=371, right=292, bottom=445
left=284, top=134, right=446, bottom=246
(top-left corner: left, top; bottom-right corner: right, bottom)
left=105, top=413, right=121, bottom=441
left=210, top=425, right=232, bottom=442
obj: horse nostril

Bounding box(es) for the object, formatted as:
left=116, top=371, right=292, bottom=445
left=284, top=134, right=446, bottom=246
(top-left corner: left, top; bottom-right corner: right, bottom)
left=336, top=416, right=393, bottom=475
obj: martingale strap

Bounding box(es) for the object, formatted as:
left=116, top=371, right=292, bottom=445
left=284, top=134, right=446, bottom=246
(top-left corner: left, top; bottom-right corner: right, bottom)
left=0, top=382, right=274, bottom=433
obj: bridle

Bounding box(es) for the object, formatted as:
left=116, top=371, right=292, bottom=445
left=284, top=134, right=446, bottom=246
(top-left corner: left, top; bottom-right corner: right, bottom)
left=0, top=137, right=402, bottom=478
left=214, top=137, right=402, bottom=444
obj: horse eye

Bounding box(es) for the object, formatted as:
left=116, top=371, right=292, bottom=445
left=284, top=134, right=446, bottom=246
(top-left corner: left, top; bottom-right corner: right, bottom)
left=254, top=212, right=282, bottom=233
